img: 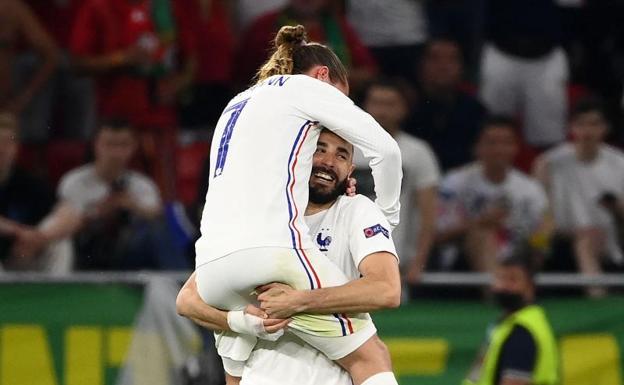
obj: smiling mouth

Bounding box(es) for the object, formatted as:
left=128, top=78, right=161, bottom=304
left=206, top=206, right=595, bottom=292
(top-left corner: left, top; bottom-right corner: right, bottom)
left=313, top=171, right=335, bottom=182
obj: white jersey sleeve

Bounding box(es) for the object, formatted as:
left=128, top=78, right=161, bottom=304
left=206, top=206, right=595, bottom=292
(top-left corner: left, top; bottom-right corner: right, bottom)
left=293, top=76, right=403, bottom=228
left=346, top=196, right=398, bottom=269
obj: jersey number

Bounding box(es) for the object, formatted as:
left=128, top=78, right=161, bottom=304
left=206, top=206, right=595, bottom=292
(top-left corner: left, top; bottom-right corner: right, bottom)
left=214, top=98, right=249, bottom=177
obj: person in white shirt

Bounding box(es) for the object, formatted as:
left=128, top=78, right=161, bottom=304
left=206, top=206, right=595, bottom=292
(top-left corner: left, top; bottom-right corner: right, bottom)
left=353, top=78, right=440, bottom=286
left=178, top=129, right=400, bottom=385
left=437, top=116, right=549, bottom=273
left=534, top=98, right=624, bottom=297
left=194, top=25, right=402, bottom=385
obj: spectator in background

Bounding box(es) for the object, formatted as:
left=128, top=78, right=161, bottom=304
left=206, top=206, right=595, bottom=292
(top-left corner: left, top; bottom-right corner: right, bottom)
left=406, top=38, right=486, bottom=172
left=346, top=0, right=427, bottom=83
left=0, top=112, right=57, bottom=271
left=235, top=0, right=377, bottom=89
left=0, top=0, right=60, bottom=141
left=353, top=79, right=440, bottom=287
left=70, top=0, right=198, bottom=199
left=534, top=98, right=624, bottom=298
left=426, top=0, right=484, bottom=81
left=464, top=253, right=559, bottom=385
left=17, top=119, right=186, bottom=271
left=480, top=0, right=568, bottom=148
left=24, top=0, right=96, bottom=140
left=437, top=117, right=548, bottom=274
left=177, top=0, right=235, bottom=130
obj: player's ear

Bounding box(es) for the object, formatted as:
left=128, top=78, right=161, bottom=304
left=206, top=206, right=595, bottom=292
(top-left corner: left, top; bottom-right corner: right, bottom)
left=349, top=164, right=355, bottom=176
left=314, top=66, right=330, bottom=82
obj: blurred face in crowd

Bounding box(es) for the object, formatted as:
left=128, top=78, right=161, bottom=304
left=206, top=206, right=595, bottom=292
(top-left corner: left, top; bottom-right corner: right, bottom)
left=476, top=125, right=518, bottom=170
left=290, top=0, right=330, bottom=18
left=570, top=110, right=608, bottom=150
left=421, top=40, right=463, bottom=92
left=492, top=264, right=534, bottom=313
left=94, top=126, right=136, bottom=175
left=309, top=130, right=354, bottom=204
left=0, top=125, right=17, bottom=178
left=364, top=85, right=408, bottom=133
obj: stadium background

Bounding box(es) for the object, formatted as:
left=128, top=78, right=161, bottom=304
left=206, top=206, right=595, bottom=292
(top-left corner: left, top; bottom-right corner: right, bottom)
left=0, top=0, right=623, bottom=384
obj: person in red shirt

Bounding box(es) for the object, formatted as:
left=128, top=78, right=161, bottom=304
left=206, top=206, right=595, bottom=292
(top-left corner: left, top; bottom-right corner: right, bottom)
left=235, top=0, right=376, bottom=90
left=70, top=0, right=197, bottom=199
left=176, top=0, right=235, bottom=128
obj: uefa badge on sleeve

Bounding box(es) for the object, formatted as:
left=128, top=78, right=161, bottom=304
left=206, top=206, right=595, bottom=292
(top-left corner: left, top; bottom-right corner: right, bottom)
left=363, top=224, right=389, bottom=239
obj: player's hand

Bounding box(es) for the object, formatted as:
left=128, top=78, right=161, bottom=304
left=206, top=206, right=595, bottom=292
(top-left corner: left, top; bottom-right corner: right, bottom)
left=256, top=282, right=305, bottom=319
left=244, top=304, right=291, bottom=333
left=346, top=177, right=357, bottom=196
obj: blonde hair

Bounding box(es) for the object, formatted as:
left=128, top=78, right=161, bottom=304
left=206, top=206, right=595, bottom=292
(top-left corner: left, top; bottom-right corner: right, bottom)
left=255, top=25, right=348, bottom=86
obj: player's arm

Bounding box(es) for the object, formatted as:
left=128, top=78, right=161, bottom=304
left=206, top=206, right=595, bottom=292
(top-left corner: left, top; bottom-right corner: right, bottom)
left=176, top=272, right=230, bottom=331
left=176, top=272, right=290, bottom=335
left=258, top=251, right=400, bottom=317
left=298, top=79, right=402, bottom=227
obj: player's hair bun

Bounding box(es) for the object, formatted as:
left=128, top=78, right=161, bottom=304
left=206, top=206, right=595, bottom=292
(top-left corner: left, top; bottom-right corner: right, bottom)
left=254, top=25, right=308, bottom=83
left=275, top=25, right=308, bottom=48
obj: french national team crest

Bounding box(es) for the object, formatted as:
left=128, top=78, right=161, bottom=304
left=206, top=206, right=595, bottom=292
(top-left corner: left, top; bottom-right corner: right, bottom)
left=316, top=230, right=332, bottom=252
left=363, top=224, right=389, bottom=239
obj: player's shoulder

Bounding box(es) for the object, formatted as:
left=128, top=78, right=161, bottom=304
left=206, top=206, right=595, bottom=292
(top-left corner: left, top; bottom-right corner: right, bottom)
left=333, top=194, right=383, bottom=218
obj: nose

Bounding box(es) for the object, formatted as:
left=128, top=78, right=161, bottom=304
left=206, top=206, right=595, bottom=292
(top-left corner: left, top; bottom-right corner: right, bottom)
left=318, top=152, right=336, bottom=169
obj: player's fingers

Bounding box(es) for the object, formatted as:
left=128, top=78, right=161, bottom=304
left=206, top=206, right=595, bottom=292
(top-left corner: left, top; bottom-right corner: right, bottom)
left=245, top=304, right=267, bottom=318
left=256, top=283, right=279, bottom=293
left=265, top=319, right=291, bottom=333
left=262, top=317, right=287, bottom=327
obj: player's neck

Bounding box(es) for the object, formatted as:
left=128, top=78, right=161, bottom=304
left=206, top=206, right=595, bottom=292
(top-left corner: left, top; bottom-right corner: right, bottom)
left=305, top=201, right=334, bottom=216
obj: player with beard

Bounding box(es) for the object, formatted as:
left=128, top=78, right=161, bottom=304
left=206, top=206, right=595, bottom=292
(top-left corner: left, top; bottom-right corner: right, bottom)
left=177, top=129, right=400, bottom=385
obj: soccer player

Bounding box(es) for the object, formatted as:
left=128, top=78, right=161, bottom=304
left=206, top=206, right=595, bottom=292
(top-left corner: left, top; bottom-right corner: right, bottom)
left=178, top=129, right=400, bottom=385
left=194, top=22, right=401, bottom=385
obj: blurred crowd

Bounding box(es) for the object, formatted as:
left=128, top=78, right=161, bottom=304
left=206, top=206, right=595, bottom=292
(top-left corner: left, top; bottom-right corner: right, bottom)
left=1, top=0, right=624, bottom=297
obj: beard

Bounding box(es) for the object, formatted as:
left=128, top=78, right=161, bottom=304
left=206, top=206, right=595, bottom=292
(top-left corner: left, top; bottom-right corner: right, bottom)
left=309, top=167, right=348, bottom=205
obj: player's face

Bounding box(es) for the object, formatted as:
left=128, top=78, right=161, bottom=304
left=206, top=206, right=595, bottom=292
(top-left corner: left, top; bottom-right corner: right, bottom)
left=94, top=129, right=136, bottom=170
left=0, top=127, right=17, bottom=174
left=571, top=111, right=607, bottom=147
left=492, top=265, right=533, bottom=307
left=364, top=86, right=407, bottom=130
left=309, top=131, right=355, bottom=204
left=421, top=41, right=462, bottom=90
left=476, top=126, right=518, bottom=168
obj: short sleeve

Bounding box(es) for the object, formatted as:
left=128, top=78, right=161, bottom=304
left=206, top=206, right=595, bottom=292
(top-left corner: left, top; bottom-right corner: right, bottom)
left=528, top=181, right=548, bottom=228
left=410, top=140, right=440, bottom=190
left=57, top=172, right=90, bottom=214
left=347, top=196, right=398, bottom=269
left=497, top=325, right=537, bottom=381
left=130, top=174, right=162, bottom=210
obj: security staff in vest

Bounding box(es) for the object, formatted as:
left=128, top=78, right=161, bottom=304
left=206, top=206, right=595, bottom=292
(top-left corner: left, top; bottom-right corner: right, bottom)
left=464, top=252, right=559, bottom=385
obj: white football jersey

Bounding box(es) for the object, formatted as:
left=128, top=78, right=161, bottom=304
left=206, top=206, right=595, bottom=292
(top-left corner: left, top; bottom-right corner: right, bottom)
left=240, top=194, right=397, bottom=385
left=196, top=74, right=402, bottom=266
